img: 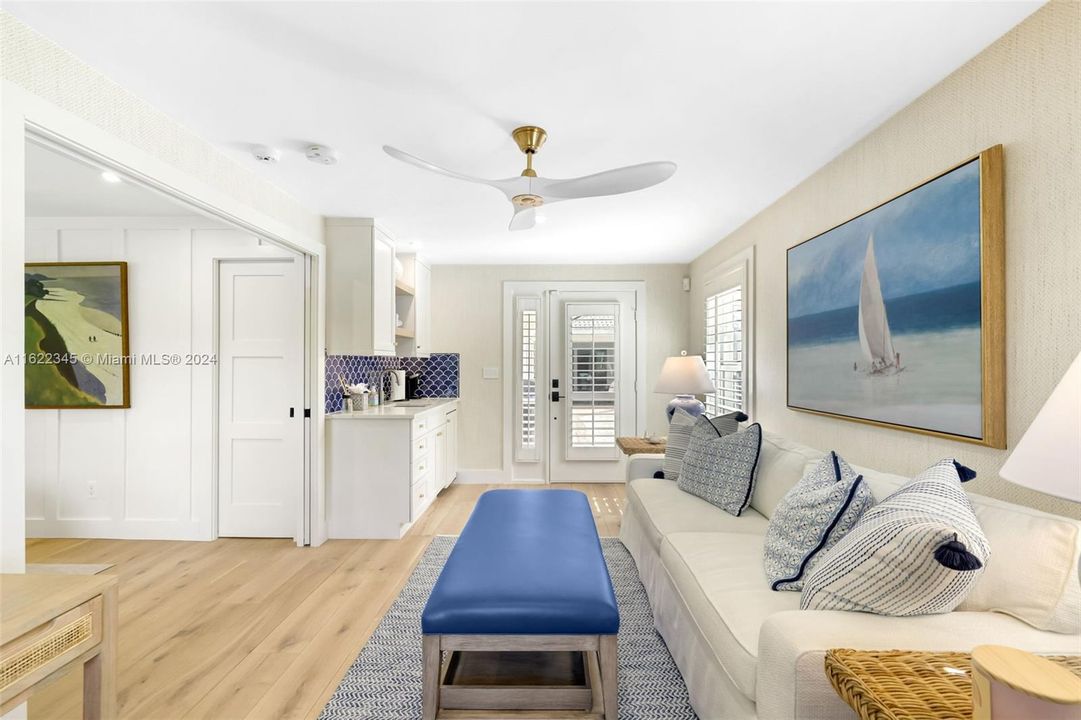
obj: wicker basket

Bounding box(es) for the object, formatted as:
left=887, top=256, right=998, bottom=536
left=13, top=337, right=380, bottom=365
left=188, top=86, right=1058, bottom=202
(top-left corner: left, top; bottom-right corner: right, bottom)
left=824, top=649, right=1081, bottom=720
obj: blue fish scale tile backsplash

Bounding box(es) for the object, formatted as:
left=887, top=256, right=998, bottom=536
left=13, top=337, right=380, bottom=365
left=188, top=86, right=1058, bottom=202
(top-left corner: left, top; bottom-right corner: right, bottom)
left=325, top=353, right=460, bottom=413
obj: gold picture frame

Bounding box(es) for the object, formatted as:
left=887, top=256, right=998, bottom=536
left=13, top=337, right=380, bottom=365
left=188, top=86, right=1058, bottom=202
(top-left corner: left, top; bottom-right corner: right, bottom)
left=786, top=145, right=1005, bottom=448
left=24, top=261, right=131, bottom=409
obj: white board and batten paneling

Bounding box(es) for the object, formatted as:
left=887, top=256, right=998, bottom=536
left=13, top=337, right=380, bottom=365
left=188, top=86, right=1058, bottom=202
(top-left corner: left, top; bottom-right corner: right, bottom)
left=25, top=217, right=296, bottom=540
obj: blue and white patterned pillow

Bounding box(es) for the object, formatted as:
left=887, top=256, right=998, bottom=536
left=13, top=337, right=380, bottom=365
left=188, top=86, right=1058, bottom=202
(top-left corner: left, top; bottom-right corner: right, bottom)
left=662, top=409, right=697, bottom=481
left=764, top=451, right=874, bottom=591
left=662, top=410, right=746, bottom=480
left=677, top=423, right=762, bottom=516
left=800, top=459, right=989, bottom=616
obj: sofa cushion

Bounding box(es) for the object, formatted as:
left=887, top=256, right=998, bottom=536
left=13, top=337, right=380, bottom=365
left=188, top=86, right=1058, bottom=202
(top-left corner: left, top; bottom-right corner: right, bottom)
left=661, top=532, right=801, bottom=701
left=855, top=462, right=1081, bottom=633
left=662, top=408, right=697, bottom=481
left=751, top=431, right=827, bottom=519
left=801, top=459, right=989, bottom=616
left=959, top=493, right=1081, bottom=633
left=764, top=451, right=875, bottom=591
left=678, top=423, right=762, bottom=515
left=626, top=478, right=769, bottom=553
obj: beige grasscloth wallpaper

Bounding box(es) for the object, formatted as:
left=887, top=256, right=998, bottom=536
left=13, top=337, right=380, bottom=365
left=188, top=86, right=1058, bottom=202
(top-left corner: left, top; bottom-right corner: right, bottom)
left=431, top=265, right=690, bottom=471
left=690, top=1, right=1080, bottom=518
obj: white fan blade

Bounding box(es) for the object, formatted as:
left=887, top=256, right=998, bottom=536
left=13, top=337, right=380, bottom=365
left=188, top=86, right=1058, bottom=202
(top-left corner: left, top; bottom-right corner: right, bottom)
left=541, top=161, right=677, bottom=199
left=509, top=206, right=535, bottom=231
left=383, top=145, right=495, bottom=185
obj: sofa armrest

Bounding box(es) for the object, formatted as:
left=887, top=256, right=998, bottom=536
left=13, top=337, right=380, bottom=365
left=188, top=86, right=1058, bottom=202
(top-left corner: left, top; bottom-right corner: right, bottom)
left=626, top=453, right=664, bottom=481
left=756, top=610, right=1081, bottom=720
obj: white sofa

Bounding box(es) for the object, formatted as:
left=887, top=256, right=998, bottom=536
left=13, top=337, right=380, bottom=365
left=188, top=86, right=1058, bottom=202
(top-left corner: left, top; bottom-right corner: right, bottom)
left=620, top=430, right=1081, bottom=720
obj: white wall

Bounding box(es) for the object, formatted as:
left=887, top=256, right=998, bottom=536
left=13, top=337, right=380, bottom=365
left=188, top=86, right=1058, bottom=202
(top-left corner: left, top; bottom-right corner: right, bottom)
left=1, top=12, right=324, bottom=568
left=430, top=264, right=690, bottom=473
left=25, top=217, right=293, bottom=539
left=689, top=1, right=1080, bottom=518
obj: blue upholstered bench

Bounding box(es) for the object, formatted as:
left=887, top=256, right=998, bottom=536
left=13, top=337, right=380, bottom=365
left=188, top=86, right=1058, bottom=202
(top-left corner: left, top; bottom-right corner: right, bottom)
left=421, top=489, right=620, bottom=719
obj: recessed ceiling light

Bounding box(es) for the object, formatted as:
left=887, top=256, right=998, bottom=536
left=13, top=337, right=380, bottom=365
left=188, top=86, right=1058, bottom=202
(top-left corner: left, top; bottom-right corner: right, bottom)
left=100, top=170, right=122, bottom=184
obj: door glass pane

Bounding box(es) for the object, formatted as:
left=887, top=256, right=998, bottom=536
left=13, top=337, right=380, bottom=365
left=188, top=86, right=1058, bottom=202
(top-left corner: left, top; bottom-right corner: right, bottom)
left=520, top=309, right=537, bottom=449
left=567, top=311, right=617, bottom=449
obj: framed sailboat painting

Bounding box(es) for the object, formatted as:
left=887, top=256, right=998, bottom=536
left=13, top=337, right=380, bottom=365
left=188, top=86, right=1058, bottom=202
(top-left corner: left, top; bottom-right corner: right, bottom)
left=786, top=146, right=1005, bottom=448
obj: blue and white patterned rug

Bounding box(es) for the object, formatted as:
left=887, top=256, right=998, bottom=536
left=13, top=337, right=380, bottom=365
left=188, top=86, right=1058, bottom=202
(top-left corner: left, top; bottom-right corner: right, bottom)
left=319, top=536, right=697, bottom=719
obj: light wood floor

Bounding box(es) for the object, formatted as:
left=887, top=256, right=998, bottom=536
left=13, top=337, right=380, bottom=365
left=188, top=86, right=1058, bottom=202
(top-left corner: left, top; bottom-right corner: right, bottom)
left=26, top=483, right=627, bottom=720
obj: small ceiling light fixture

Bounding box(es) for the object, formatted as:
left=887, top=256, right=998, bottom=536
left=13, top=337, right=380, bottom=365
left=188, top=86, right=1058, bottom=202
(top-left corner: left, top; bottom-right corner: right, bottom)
left=251, top=144, right=281, bottom=164
left=306, top=145, right=339, bottom=165
left=100, top=170, right=122, bottom=184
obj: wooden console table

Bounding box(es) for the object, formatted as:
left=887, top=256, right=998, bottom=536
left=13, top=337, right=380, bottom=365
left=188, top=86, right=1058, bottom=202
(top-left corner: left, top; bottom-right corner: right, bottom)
left=1, top=573, right=118, bottom=719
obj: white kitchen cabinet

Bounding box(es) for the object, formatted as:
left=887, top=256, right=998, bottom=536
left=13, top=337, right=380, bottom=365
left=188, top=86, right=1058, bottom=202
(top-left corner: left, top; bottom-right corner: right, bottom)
left=444, top=407, right=459, bottom=487
left=325, top=218, right=397, bottom=356
left=414, top=260, right=432, bottom=358
left=327, top=399, right=459, bottom=538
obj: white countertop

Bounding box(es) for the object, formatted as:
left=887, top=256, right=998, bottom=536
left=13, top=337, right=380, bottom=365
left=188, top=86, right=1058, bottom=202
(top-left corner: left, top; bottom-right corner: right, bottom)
left=327, top=397, right=457, bottom=420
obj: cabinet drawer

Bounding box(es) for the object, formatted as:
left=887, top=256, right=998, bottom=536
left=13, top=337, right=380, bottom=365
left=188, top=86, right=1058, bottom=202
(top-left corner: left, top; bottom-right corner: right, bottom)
left=1, top=596, right=102, bottom=700
left=413, top=434, right=432, bottom=457
left=413, top=453, right=433, bottom=479
left=411, top=474, right=432, bottom=518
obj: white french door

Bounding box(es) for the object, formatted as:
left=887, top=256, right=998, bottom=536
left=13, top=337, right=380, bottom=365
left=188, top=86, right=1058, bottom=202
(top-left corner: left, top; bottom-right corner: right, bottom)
left=546, top=290, right=640, bottom=482
left=507, top=284, right=643, bottom=484
left=218, top=258, right=304, bottom=537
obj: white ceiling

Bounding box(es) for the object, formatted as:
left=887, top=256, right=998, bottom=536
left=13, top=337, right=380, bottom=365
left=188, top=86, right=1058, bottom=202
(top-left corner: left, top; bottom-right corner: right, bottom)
left=26, top=141, right=202, bottom=218
left=8, top=2, right=1041, bottom=264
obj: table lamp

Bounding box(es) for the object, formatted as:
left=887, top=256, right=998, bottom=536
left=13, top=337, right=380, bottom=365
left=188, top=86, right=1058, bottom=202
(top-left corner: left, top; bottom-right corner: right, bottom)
left=654, top=352, right=715, bottom=422
left=977, top=350, right=1081, bottom=719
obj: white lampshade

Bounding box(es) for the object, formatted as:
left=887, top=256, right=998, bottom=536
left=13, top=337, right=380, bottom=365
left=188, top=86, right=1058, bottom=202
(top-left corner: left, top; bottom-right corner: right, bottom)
left=654, top=355, right=716, bottom=395
left=1000, top=351, right=1081, bottom=502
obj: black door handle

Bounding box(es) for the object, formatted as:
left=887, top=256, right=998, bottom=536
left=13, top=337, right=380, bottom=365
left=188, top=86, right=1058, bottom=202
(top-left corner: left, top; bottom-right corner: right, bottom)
left=289, top=407, right=295, bottom=418
left=551, top=391, right=561, bottom=402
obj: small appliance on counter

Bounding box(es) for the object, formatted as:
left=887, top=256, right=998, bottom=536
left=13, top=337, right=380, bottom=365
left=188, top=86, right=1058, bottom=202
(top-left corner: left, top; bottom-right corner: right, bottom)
left=389, top=369, right=407, bottom=402
left=405, top=372, right=421, bottom=400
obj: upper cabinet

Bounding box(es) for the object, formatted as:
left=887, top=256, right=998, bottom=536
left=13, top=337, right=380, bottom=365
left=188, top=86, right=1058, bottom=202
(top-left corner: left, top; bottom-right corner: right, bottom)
left=394, top=254, right=432, bottom=358
left=414, top=260, right=432, bottom=358
left=325, top=218, right=397, bottom=356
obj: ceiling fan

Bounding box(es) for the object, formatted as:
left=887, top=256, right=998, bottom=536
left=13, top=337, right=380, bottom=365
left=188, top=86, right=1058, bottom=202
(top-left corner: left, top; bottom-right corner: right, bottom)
left=383, top=126, right=677, bottom=231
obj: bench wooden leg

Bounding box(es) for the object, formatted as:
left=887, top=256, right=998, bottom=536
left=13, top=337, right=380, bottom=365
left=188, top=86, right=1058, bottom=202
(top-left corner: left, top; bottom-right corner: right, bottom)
left=599, top=634, right=618, bottom=720
left=422, top=634, right=441, bottom=720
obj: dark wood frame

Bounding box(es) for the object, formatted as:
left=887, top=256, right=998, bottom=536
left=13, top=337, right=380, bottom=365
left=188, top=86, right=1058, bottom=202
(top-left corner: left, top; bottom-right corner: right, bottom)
left=785, top=145, right=1005, bottom=449
left=24, top=261, right=131, bottom=409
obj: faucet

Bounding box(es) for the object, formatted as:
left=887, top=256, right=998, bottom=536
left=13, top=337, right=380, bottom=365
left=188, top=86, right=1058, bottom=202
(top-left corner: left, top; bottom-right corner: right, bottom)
left=368, top=369, right=400, bottom=405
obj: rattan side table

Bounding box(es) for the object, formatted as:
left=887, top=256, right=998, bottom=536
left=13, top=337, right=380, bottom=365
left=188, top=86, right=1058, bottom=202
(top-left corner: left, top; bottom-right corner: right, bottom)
left=824, top=649, right=1081, bottom=720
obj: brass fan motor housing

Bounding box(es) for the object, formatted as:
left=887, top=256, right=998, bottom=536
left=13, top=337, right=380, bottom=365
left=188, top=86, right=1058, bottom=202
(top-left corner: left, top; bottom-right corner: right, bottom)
left=512, top=194, right=545, bottom=208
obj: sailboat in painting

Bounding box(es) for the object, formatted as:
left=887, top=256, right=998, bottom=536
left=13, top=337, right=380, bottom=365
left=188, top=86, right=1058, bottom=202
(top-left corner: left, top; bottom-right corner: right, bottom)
left=858, top=235, right=903, bottom=375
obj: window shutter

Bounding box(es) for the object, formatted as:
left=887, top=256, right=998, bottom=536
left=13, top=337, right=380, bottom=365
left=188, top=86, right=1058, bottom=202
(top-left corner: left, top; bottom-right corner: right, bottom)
left=705, top=286, right=744, bottom=415
left=514, top=296, right=541, bottom=462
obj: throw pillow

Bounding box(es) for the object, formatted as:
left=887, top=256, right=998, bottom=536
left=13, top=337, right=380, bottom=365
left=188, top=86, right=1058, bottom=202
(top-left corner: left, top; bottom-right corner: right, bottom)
left=800, top=459, right=989, bottom=616
left=661, top=408, right=697, bottom=481
left=764, top=451, right=875, bottom=591
left=677, top=422, right=762, bottom=516
left=662, top=410, right=747, bottom=481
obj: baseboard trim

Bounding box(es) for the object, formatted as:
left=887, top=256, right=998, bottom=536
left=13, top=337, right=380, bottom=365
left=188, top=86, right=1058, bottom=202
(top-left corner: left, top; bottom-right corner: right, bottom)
left=452, top=469, right=512, bottom=484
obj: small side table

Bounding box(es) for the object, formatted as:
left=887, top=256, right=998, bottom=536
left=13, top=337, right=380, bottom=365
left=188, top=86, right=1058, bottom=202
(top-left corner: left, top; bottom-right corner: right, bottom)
left=616, top=436, right=666, bottom=456
left=824, top=648, right=1081, bottom=720
left=1, top=573, right=119, bottom=719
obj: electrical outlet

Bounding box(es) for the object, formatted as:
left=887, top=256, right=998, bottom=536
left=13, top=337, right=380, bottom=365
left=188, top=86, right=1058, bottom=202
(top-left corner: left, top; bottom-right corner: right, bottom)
left=482, top=367, right=500, bottom=380
left=87, top=481, right=97, bottom=498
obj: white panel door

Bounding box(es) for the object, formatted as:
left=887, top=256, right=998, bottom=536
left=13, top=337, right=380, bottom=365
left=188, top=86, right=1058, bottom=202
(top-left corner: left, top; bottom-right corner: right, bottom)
left=547, top=291, right=637, bottom=483
left=218, top=258, right=303, bottom=538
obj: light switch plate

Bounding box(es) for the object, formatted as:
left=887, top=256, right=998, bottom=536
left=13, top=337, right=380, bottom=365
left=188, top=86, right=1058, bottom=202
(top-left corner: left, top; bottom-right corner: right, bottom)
left=482, top=367, right=500, bottom=379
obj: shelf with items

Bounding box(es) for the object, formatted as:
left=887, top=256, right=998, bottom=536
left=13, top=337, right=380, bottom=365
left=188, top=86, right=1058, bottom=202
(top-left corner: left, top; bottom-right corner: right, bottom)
left=395, top=278, right=416, bottom=296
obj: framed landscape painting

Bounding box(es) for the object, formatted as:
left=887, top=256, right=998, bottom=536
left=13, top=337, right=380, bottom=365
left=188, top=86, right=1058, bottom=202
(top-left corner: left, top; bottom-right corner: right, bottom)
left=786, top=146, right=1004, bottom=448
left=25, top=261, right=131, bottom=409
